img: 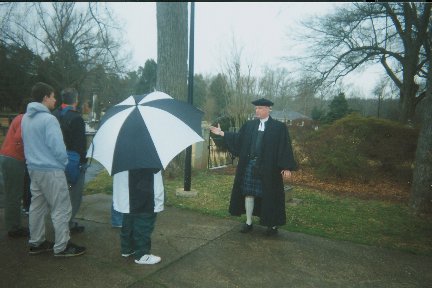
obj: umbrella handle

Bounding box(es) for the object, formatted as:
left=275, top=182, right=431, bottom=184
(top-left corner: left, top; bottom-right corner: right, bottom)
left=88, top=138, right=95, bottom=167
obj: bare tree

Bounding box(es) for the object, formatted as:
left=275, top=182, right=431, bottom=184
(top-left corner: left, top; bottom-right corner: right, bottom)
left=295, top=2, right=432, bottom=214
left=258, top=67, right=293, bottom=103
left=293, top=75, right=323, bottom=116
left=291, top=2, right=431, bottom=124
left=372, top=76, right=391, bottom=118
left=222, top=39, right=257, bottom=129
left=0, top=2, right=126, bottom=93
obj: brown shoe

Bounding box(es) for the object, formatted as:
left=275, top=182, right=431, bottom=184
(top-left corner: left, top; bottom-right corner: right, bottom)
left=240, top=223, right=253, bottom=233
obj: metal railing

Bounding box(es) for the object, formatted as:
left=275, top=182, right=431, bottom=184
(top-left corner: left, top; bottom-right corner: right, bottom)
left=207, top=133, right=235, bottom=169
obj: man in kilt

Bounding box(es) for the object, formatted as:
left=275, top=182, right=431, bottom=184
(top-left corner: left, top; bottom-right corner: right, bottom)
left=210, top=98, right=297, bottom=236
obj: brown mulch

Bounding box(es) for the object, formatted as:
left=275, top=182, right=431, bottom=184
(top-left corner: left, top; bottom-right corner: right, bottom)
left=289, top=168, right=410, bottom=203
left=210, top=166, right=410, bottom=203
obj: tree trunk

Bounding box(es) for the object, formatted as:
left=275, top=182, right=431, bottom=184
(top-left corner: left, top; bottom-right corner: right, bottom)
left=399, top=86, right=417, bottom=124
left=398, top=49, right=420, bottom=124
left=409, top=66, right=432, bottom=214
left=156, top=2, right=188, bottom=102
left=156, top=2, right=188, bottom=176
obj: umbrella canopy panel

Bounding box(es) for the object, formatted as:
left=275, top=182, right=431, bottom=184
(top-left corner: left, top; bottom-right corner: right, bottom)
left=87, top=91, right=204, bottom=175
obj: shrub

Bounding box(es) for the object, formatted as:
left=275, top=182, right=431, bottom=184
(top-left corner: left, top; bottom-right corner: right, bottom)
left=320, top=136, right=370, bottom=180
left=298, top=114, right=418, bottom=182
left=333, top=114, right=418, bottom=172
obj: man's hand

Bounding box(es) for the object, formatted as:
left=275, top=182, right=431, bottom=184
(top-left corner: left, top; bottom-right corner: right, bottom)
left=209, top=123, right=224, bottom=136
left=281, top=170, right=291, bottom=179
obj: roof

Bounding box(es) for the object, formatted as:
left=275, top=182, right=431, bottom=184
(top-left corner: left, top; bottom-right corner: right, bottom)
left=270, top=110, right=311, bottom=121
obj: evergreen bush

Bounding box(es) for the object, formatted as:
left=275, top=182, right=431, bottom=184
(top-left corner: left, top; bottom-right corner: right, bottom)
left=297, top=114, right=418, bottom=182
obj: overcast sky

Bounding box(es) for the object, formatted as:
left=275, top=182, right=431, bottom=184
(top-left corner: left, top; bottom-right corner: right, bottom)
left=110, top=2, right=383, bottom=98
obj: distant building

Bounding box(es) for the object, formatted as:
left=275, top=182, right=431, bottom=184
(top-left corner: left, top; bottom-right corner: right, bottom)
left=270, top=110, right=312, bottom=127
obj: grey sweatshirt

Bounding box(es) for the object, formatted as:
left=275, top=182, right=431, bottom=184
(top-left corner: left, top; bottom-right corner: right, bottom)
left=21, top=102, right=68, bottom=171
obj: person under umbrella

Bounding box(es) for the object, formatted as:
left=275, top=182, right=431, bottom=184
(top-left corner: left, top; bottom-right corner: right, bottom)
left=87, top=91, right=204, bottom=264
left=113, top=169, right=164, bottom=265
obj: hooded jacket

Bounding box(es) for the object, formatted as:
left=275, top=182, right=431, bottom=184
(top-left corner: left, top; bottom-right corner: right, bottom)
left=21, top=102, right=68, bottom=171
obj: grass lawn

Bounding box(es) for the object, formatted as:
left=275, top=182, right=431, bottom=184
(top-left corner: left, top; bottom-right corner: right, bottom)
left=85, top=168, right=432, bottom=256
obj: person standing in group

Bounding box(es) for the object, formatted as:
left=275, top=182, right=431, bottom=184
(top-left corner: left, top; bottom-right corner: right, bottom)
left=0, top=98, right=33, bottom=238
left=52, top=87, right=87, bottom=234
left=113, top=168, right=164, bottom=265
left=209, top=98, right=297, bottom=236
left=21, top=82, right=86, bottom=257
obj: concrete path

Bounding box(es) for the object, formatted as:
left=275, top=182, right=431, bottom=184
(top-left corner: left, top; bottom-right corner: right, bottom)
left=1, top=192, right=432, bottom=288
left=84, top=160, right=105, bottom=184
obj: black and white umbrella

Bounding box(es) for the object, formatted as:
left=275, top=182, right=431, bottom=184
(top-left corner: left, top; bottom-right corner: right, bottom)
left=87, top=91, right=204, bottom=175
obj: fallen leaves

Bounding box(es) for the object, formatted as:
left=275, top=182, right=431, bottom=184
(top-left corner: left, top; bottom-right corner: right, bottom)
left=288, top=167, right=410, bottom=202
left=213, top=165, right=411, bottom=203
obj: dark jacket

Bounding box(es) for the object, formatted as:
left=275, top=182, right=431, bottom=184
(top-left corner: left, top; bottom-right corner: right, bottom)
left=224, top=116, right=297, bottom=226
left=53, top=106, right=87, bottom=164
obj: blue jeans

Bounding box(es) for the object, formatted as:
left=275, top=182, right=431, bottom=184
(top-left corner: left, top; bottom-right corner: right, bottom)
left=69, top=165, right=86, bottom=227
left=121, top=212, right=157, bottom=260
left=111, top=203, right=123, bottom=227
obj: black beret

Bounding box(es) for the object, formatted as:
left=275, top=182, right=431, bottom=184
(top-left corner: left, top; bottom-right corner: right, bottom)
left=251, top=98, right=273, bottom=107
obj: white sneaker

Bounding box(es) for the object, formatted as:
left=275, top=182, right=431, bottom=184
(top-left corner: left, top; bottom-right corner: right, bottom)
left=134, top=254, right=161, bottom=265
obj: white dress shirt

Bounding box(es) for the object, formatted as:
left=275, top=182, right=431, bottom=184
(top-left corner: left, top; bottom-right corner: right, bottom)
left=259, top=117, right=269, bottom=131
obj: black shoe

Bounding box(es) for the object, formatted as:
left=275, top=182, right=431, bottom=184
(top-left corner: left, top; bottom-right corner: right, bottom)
left=70, top=223, right=85, bottom=234
left=29, top=240, right=54, bottom=255
left=8, top=227, right=29, bottom=238
left=265, top=226, right=278, bottom=236
left=54, top=242, right=86, bottom=257
left=240, top=223, right=253, bottom=233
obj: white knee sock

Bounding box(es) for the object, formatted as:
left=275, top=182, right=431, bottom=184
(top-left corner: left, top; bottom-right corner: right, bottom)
left=245, top=196, right=254, bottom=225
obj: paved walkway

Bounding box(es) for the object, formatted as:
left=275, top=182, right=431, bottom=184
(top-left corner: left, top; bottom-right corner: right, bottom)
left=1, top=163, right=432, bottom=287
left=2, top=193, right=432, bottom=288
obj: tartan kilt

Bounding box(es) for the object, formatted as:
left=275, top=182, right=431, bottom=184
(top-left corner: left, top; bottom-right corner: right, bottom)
left=241, top=159, right=263, bottom=197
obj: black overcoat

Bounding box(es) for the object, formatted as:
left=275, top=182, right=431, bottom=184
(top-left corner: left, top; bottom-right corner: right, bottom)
left=224, top=116, right=297, bottom=227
